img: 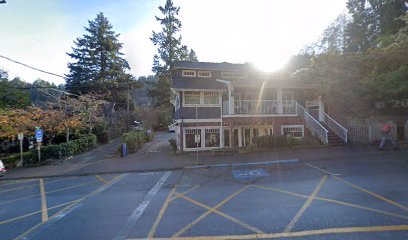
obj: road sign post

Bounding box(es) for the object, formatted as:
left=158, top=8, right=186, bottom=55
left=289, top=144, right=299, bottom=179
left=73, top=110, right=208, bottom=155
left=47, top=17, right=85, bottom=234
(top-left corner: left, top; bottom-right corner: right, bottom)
left=35, top=128, right=43, bottom=163
left=17, top=133, right=23, bottom=167
left=195, top=134, right=200, bottom=165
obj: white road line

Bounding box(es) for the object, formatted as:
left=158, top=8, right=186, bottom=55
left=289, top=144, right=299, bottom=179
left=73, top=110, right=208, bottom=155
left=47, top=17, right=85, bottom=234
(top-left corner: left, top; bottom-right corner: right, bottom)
left=114, top=171, right=172, bottom=240
left=21, top=174, right=127, bottom=240
left=304, top=162, right=341, bottom=176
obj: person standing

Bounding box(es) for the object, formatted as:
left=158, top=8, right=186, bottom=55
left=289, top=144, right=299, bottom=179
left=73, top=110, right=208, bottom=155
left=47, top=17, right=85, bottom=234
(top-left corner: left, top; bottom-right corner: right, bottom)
left=379, top=122, right=399, bottom=150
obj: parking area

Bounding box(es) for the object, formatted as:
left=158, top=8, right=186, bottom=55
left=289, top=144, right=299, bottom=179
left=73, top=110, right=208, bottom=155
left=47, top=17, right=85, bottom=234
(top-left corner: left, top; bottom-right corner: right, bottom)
left=1, top=156, right=408, bottom=240
left=0, top=173, right=123, bottom=240
left=129, top=162, right=408, bottom=239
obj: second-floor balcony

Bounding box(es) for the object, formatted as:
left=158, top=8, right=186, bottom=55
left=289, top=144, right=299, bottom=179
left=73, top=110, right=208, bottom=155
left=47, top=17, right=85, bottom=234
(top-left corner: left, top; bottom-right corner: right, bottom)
left=222, top=100, right=297, bottom=116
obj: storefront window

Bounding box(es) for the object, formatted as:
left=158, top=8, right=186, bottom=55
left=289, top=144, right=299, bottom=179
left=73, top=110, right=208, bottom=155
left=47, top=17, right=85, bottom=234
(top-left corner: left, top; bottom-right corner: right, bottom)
left=205, top=129, right=220, bottom=147
left=185, top=129, right=201, bottom=148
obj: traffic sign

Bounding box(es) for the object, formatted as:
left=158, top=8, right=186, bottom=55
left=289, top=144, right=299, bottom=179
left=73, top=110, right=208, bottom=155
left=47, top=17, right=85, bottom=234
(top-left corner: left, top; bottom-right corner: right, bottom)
left=194, top=134, right=200, bottom=143
left=35, top=129, right=43, bottom=142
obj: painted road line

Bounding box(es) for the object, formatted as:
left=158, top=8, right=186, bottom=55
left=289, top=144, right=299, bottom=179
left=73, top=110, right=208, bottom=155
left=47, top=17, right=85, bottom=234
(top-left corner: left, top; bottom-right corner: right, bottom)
left=172, top=185, right=250, bottom=238
left=333, top=175, right=408, bottom=212
left=174, top=191, right=264, bottom=234
left=0, top=176, right=77, bottom=194
left=127, top=224, right=408, bottom=240
left=114, top=171, right=172, bottom=240
left=169, top=185, right=199, bottom=202
left=147, top=184, right=178, bottom=238
left=284, top=175, right=328, bottom=233
left=0, top=180, right=101, bottom=205
left=95, top=175, right=109, bottom=184
left=17, top=174, right=127, bottom=240
left=185, top=159, right=299, bottom=169
left=304, top=162, right=341, bottom=176
left=39, top=179, right=48, bottom=222
left=253, top=184, right=408, bottom=221
left=0, top=198, right=80, bottom=225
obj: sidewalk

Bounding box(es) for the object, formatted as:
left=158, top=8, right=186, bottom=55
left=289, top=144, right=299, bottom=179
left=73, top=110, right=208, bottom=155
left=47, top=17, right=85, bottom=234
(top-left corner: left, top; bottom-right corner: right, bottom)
left=1, top=134, right=406, bottom=180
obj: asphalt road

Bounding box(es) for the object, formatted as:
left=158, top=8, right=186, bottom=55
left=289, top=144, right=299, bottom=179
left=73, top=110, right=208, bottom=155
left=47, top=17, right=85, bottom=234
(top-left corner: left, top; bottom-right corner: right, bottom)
left=2, top=152, right=408, bottom=239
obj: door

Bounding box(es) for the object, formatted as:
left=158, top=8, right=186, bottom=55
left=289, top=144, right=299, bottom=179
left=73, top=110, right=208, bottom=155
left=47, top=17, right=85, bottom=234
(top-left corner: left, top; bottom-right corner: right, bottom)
left=244, top=128, right=251, bottom=146
left=397, top=125, right=404, bottom=141
left=234, top=129, right=239, bottom=147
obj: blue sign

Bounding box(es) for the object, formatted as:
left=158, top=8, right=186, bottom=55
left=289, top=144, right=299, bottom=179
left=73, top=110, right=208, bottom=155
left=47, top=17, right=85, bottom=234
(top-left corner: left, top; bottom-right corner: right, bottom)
left=232, top=168, right=269, bottom=179
left=35, top=129, right=43, bottom=142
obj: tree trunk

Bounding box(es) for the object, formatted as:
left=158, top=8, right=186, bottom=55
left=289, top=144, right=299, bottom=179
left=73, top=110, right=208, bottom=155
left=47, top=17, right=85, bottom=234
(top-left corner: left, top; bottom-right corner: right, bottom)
left=66, top=127, right=70, bottom=143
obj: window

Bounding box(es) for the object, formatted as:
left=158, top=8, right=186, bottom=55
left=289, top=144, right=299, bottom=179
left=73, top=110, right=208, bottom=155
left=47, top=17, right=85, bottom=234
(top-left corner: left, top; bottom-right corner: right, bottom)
left=184, top=91, right=200, bottom=105
left=281, top=125, right=304, bottom=138
left=182, top=70, right=196, bottom=77
left=204, top=92, right=219, bottom=105
left=198, top=71, right=211, bottom=77
left=205, top=129, right=220, bottom=147
left=235, top=72, right=248, bottom=78
left=222, top=72, right=235, bottom=78
left=185, top=129, right=201, bottom=148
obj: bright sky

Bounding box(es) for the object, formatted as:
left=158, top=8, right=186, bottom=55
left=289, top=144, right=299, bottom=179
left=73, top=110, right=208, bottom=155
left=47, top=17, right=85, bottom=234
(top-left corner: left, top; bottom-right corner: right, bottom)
left=0, top=0, right=347, bottom=85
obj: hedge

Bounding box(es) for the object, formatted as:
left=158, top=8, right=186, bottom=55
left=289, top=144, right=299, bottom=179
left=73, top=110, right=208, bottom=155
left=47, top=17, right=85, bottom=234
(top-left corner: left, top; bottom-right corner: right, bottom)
left=121, top=130, right=152, bottom=153
left=253, top=135, right=291, bottom=148
left=1, top=134, right=97, bottom=166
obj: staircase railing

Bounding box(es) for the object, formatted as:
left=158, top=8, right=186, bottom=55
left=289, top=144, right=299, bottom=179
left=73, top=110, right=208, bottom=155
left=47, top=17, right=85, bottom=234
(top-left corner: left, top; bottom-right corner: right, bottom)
left=296, top=103, right=328, bottom=144
left=323, top=112, right=348, bottom=143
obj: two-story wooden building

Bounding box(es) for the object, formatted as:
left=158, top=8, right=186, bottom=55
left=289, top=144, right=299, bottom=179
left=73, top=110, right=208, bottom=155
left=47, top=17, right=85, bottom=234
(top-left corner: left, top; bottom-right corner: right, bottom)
left=170, top=61, right=347, bottom=151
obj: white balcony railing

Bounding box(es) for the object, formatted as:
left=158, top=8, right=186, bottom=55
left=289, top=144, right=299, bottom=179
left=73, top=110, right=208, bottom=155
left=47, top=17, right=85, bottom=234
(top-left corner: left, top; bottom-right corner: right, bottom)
left=223, top=100, right=296, bottom=115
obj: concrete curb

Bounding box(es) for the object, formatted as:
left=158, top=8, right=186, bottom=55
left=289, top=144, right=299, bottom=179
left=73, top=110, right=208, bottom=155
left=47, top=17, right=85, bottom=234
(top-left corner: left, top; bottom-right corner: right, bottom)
left=0, top=159, right=301, bottom=181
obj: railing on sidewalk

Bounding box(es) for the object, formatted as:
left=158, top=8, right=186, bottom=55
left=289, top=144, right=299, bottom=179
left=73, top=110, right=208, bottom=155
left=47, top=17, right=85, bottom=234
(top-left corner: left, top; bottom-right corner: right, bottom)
left=323, top=112, right=348, bottom=143
left=296, top=103, right=328, bottom=144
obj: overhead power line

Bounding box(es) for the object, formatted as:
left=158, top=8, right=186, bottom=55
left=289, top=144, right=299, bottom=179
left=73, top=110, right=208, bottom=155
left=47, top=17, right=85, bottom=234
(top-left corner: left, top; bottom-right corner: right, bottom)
left=0, top=54, right=65, bottom=79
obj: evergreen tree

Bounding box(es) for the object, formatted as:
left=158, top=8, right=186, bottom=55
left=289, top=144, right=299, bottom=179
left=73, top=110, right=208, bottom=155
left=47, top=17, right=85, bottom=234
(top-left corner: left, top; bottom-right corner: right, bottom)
left=65, top=12, right=136, bottom=108
left=188, top=49, right=198, bottom=62
left=149, top=0, right=197, bottom=119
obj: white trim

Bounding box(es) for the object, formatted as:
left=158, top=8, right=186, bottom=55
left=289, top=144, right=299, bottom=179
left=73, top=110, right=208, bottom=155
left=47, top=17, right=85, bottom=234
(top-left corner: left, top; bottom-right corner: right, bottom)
left=223, top=114, right=298, bottom=118
left=176, top=119, right=221, bottom=123
left=198, top=71, right=211, bottom=78
left=281, top=125, right=304, bottom=138
left=182, top=70, right=196, bottom=77
left=182, top=91, right=221, bottom=107
left=183, top=126, right=222, bottom=150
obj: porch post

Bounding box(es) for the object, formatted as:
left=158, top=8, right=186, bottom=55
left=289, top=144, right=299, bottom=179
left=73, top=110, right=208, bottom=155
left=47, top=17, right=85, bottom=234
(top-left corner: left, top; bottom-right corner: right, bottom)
left=229, top=89, right=234, bottom=114
left=238, top=127, right=242, bottom=147
left=277, top=87, right=283, bottom=114
left=318, top=96, right=325, bottom=122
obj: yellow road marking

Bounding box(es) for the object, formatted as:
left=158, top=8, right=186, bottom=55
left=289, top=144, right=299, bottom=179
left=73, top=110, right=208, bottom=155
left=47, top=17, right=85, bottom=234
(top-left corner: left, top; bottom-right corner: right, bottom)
left=284, top=175, right=327, bottom=233
left=0, top=180, right=100, bottom=205
left=95, top=175, right=109, bottom=184
left=253, top=184, right=408, bottom=221
left=147, top=185, right=178, bottom=238
left=169, top=185, right=200, bottom=202
left=0, top=198, right=80, bottom=225
left=174, top=191, right=264, bottom=234
left=0, top=176, right=78, bottom=194
left=39, top=179, right=48, bottom=222
left=127, top=225, right=408, bottom=240
left=172, top=185, right=250, bottom=238
left=333, top=176, right=408, bottom=212
left=12, top=174, right=125, bottom=240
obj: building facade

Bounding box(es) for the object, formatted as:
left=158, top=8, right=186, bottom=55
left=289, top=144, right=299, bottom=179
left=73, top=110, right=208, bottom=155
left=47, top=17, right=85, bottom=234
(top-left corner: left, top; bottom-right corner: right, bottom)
left=170, top=61, right=348, bottom=151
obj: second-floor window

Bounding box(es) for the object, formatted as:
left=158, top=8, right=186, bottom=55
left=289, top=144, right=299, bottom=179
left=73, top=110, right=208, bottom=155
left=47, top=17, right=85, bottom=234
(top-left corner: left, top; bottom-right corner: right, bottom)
left=221, top=72, right=235, bottom=78
left=184, top=91, right=201, bottom=104
left=198, top=71, right=211, bottom=77
left=204, top=92, right=219, bottom=104
left=183, top=91, right=220, bottom=106
left=182, top=70, right=196, bottom=77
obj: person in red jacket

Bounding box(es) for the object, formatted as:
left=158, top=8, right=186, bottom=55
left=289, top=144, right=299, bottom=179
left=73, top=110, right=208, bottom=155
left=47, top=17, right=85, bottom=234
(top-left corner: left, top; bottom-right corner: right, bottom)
left=379, top=123, right=399, bottom=150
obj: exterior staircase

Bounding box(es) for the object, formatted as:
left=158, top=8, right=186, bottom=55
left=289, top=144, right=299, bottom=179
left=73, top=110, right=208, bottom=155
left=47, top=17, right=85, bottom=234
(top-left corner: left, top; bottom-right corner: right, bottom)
left=320, top=122, right=346, bottom=146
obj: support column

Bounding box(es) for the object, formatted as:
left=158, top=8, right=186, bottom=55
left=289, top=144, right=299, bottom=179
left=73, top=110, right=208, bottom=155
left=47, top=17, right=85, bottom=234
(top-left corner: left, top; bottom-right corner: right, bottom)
left=318, top=96, right=325, bottom=122
left=229, top=90, right=234, bottom=114
left=238, top=127, right=242, bottom=147
left=277, top=87, right=283, bottom=114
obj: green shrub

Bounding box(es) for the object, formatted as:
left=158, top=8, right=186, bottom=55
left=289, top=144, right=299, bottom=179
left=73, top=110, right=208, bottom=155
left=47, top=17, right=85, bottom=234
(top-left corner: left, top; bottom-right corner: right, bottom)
left=253, top=135, right=289, bottom=148
left=121, top=130, right=147, bottom=153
